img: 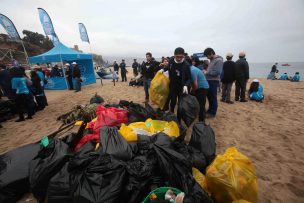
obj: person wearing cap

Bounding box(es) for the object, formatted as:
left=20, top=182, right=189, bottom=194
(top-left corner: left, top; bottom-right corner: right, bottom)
left=132, top=59, right=139, bottom=77
left=190, top=56, right=209, bottom=122
left=72, top=62, right=82, bottom=92
left=235, top=51, right=249, bottom=102
left=203, top=47, right=223, bottom=117
left=164, top=47, right=191, bottom=119
left=221, top=53, right=236, bottom=104
left=248, top=79, right=264, bottom=102
left=65, top=63, right=74, bottom=90
left=120, top=59, right=127, bottom=82
left=141, top=52, right=160, bottom=102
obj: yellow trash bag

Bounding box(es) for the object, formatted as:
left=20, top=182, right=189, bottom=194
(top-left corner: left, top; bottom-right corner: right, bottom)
left=232, top=200, right=251, bottom=203
left=206, top=147, right=258, bottom=203
left=149, top=70, right=170, bottom=110
left=119, top=119, right=180, bottom=142
left=192, top=168, right=210, bottom=196
left=75, top=117, right=97, bottom=128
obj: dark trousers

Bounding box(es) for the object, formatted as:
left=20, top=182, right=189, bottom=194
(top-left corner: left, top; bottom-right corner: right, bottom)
left=16, top=94, right=34, bottom=119
left=221, top=82, right=233, bottom=101
left=67, top=77, right=74, bottom=90
left=235, top=79, right=247, bottom=101
left=195, top=88, right=208, bottom=122
left=207, top=80, right=219, bottom=115
left=121, top=71, right=127, bottom=82
left=74, top=78, right=81, bottom=91
left=35, top=95, right=46, bottom=111
left=143, top=79, right=151, bottom=100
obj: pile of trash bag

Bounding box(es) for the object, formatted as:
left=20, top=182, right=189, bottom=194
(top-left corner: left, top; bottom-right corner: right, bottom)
left=0, top=98, right=258, bottom=203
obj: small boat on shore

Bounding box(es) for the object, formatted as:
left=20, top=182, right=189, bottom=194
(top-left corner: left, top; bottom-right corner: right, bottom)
left=281, top=63, right=291, bottom=66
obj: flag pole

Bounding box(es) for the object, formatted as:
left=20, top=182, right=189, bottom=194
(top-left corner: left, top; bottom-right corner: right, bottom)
left=20, top=40, right=29, bottom=65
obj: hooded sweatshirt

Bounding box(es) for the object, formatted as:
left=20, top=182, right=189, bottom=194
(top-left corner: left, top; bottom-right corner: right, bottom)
left=205, top=55, right=223, bottom=81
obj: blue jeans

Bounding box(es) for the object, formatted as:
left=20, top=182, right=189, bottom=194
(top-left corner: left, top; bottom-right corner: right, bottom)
left=207, top=80, right=219, bottom=115
left=74, top=78, right=81, bottom=91
left=143, top=79, right=151, bottom=100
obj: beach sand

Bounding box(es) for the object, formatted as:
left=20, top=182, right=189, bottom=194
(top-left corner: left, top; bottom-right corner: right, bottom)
left=1, top=75, right=304, bottom=202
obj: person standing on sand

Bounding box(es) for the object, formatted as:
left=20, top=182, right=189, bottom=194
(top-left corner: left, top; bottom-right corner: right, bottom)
left=190, top=56, right=209, bottom=122
left=203, top=47, right=223, bottom=118
left=141, top=52, right=160, bottom=102
left=221, top=53, right=236, bottom=104
left=120, top=59, right=127, bottom=82
left=163, top=47, right=191, bottom=117
left=65, top=63, right=74, bottom=90
left=235, top=51, right=249, bottom=102
left=72, top=62, right=82, bottom=92
left=113, top=61, right=119, bottom=82
left=132, top=59, right=139, bottom=77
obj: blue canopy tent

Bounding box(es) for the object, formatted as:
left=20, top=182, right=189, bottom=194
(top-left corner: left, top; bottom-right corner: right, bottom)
left=29, top=42, right=96, bottom=90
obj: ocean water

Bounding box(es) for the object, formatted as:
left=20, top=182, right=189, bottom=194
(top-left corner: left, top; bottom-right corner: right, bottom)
left=249, top=62, right=304, bottom=78
left=103, top=56, right=304, bottom=79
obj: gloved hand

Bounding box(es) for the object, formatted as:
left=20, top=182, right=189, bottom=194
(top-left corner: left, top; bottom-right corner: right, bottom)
left=159, top=69, right=164, bottom=73
left=183, top=86, right=188, bottom=94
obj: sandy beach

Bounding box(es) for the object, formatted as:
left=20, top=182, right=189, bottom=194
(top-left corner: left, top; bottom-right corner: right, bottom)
left=1, top=75, right=304, bottom=202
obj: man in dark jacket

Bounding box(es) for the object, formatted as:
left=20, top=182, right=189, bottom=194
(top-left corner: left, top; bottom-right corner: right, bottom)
left=113, top=61, right=119, bottom=82
left=221, top=53, right=235, bottom=104
left=132, top=59, right=139, bottom=76
left=165, top=47, right=191, bottom=116
left=141, top=52, right=160, bottom=102
left=234, top=52, right=249, bottom=102
left=120, top=59, right=127, bottom=82
left=72, top=62, right=81, bottom=92
left=0, top=64, right=14, bottom=99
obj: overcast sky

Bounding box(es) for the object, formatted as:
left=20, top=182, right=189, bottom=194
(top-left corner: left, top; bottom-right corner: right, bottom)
left=1, top=0, right=304, bottom=62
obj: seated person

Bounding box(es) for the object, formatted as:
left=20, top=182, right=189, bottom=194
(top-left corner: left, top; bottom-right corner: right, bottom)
left=248, top=79, right=264, bottom=102
left=290, top=72, right=301, bottom=82
left=279, top=73, right=288, bottom=80
left=129, top=74, right=143, bottom=86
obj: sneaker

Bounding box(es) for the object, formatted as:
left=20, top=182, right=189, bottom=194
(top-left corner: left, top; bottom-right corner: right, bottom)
left=240, top=99, right=248, bottom=102
left=26, top=116, right=33, bottom=119
left=226, top=100, right=234, bottom=104
left=235, top=98, right=239, bottom=101
left=74, top=90, right=80, bottom=93
left=15, top=118, right=25, bottom=122
left=220, top=99, right=226, bottom=102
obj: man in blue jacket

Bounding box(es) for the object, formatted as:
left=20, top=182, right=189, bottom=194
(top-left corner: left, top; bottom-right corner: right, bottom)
left=203, top=48, right=223, bottom=117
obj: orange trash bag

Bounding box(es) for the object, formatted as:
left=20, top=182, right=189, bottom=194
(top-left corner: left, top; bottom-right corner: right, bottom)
left=206, top=147, right=258, bottom=203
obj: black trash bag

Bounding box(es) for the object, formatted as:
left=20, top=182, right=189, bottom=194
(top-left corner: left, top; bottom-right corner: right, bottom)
left=151, top=133, right=213, bottom=203
left=46, top=162, right=72, bottom=203
left=47, top=141, right=96, bottom=203
left=189, top=122, right=216, bottom=166
left=120, top=155, right=163, bottom=203
left=125, top=101, right=153, bottom=123
left=0, top=143, right=40, bottom=203
left=0, top=99, right=16, bottom=122
left=29, top=138, right=72, bottom=202
left=177, top=94, right=200, bottom=127
left=100, top=126, right=134, bottom=161
left=71, top=154, right=127, bottom=203
left=61, top=133, right=77, bottom=148
left=89, top=93, right=104, bottom=104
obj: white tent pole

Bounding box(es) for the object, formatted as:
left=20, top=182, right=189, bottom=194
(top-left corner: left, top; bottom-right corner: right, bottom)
left=58, top=43, right=69, bottom=89
left=20, top=40, right=29, bottom=65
